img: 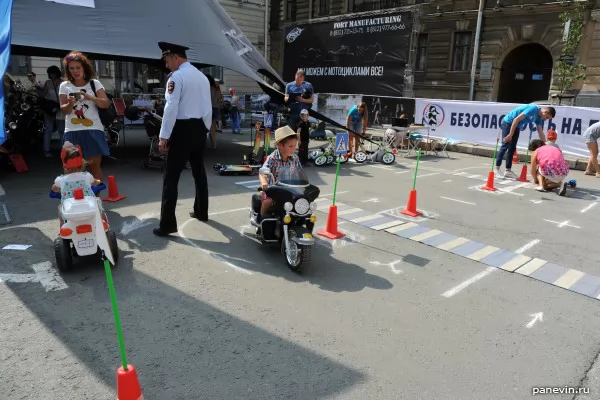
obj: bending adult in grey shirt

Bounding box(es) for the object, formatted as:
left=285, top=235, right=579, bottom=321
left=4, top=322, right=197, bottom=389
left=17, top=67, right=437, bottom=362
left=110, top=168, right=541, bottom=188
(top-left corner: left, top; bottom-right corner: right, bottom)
left=583, top=121, right=600, bottom=177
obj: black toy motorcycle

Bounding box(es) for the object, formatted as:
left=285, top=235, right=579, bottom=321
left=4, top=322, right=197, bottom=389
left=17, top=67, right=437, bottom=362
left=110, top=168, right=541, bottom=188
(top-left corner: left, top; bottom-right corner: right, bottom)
left=250, top=166, right=320, bottom=273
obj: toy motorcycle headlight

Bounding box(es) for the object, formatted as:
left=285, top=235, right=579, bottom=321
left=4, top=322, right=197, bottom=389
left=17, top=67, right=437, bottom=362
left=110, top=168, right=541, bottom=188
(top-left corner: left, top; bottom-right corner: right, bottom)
left=310, top=202, right=317, bottom=211
left=284, top=202, right=293, bottom=212
left=9, top=122, right=17, bottom=130
left=294, top=198, right=310, bottom=215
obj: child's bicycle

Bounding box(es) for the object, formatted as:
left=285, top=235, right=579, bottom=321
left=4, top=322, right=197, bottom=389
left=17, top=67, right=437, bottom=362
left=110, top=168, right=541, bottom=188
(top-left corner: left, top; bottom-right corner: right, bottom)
left=353, top=134, right=396, bottom=165
left=49, top=184, right=119, bottom=271
left=308, top=137, right=350, bottom=167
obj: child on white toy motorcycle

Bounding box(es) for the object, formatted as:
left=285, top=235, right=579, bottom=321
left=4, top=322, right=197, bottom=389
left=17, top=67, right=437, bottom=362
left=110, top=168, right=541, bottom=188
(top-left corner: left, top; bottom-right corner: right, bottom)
left=51, top=141, right=109, bottom=228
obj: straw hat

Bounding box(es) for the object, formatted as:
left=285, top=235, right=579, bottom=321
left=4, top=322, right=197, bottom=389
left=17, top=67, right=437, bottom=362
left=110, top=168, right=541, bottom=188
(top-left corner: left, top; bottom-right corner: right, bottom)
left=274, top=126, right=298, bottom=144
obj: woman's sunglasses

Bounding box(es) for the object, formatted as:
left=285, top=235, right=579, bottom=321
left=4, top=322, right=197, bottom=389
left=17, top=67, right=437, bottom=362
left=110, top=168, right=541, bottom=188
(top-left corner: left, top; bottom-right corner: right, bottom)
left=64, top=55, right=82, bottom=62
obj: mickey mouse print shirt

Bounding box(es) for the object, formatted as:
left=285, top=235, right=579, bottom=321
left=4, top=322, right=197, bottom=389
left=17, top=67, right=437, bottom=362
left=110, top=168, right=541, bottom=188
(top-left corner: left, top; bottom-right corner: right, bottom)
left=59, top=79, right=105, bottom=132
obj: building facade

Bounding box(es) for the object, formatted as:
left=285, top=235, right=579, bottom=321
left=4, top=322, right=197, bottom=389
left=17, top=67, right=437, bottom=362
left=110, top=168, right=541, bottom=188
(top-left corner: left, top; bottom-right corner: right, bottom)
left=6, top=0, right=268, bottom=96
left=270, top=0, right=600, bottom=106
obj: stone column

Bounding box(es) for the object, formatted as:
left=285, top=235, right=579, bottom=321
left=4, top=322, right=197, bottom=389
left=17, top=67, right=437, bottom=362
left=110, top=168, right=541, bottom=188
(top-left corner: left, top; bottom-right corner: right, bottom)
left=577, top=9, right=600, bottom=107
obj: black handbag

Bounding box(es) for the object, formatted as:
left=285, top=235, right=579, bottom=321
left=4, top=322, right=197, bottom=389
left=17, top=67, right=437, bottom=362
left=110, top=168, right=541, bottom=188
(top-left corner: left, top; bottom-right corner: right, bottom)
left=89, top=79, right=117, bottom=127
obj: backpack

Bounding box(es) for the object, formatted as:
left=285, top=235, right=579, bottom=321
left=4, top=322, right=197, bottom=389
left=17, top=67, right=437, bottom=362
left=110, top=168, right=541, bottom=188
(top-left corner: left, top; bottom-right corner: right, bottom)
left=89, top=79, right=117, bottom=127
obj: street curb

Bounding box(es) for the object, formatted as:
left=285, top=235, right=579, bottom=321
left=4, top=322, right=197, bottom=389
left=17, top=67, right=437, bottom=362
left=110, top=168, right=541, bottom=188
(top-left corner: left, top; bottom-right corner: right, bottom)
left=444, top=143, right=588, bottom=172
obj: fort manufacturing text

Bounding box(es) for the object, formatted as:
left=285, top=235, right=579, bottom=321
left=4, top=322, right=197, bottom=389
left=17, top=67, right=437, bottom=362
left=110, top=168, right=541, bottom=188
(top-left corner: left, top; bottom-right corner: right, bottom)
left=333, top=15, right=402, bottom=29
left=303, top=66, right=384, bottom=77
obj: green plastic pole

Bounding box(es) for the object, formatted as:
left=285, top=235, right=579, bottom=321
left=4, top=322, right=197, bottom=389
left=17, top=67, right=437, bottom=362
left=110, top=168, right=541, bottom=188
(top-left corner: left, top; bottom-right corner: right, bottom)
left=412, top=148, right=421, bottom=190
left=491, top=138, right=500, bottom=171
left=332, top=156, right=341, bottom=206
left=103, top=258, right=128, bottom=370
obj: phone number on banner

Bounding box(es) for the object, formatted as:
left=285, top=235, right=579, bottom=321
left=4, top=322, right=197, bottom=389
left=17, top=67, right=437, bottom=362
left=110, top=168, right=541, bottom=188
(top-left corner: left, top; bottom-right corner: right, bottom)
left=330, top=27, right=364, bottom=37
left=366, top=24, right=406, bottom=33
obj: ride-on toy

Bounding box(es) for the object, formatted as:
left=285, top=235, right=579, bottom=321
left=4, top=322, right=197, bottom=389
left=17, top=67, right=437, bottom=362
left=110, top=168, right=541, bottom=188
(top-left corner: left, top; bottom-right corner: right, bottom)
left=50, top=184, right=118, bottom=271
left=308, top=136, right=349, bottom=166
left=250, top=166, right=319, bottom=273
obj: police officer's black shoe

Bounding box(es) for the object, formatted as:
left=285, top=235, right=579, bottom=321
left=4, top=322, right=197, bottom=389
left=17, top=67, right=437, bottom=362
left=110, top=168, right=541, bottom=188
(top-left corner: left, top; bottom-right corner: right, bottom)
left=153, top=227, right=177, bottom=237
left=189, top=211, right=208, bottom=222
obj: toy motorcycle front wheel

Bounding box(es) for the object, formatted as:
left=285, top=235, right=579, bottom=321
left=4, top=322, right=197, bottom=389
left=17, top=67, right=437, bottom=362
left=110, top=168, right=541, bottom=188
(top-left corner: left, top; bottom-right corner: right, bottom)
left=382, top=152, right=395, bottom=165
left=54, top=238, right=73, bottom=272
left=314, top=155, right=327, bottom=166
left=283, top=233, right=311, bottom=273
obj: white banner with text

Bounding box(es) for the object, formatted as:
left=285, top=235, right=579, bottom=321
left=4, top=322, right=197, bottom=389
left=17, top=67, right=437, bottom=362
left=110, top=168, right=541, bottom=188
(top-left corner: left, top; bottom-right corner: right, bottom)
left=415, top=99, right=600, bottom=158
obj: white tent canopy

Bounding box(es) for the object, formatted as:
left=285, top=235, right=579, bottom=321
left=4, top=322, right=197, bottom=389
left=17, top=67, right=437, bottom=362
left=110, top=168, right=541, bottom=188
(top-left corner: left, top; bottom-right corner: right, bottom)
left=10, top=0, right=284, bottom=89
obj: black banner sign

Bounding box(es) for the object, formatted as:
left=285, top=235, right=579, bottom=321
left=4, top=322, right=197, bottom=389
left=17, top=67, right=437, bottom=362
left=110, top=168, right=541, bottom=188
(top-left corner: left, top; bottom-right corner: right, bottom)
left=283, top=11, right=413, bottom=97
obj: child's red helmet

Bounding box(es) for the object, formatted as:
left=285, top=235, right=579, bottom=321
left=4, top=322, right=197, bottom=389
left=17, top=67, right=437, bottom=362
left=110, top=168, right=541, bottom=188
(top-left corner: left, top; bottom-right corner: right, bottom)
left=547, top=129, right=557, bottom=141
left=61, top=141, right=83, bottom=169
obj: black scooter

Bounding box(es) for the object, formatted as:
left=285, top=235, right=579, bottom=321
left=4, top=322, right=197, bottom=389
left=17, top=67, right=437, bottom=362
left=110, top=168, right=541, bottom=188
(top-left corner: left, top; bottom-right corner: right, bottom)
left=250, top=166, right=320, bottom=273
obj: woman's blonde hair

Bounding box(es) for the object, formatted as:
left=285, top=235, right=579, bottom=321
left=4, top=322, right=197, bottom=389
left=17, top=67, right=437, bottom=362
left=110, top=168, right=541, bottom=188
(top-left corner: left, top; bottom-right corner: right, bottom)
left=63, top=51, right=96, bottom=83
left=358, top=102, right=368, bottom=116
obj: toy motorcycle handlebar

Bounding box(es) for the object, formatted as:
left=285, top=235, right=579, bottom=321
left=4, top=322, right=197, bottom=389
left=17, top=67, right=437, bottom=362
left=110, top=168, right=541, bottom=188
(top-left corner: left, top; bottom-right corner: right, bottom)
left=49, top=183, right=106, bottom=199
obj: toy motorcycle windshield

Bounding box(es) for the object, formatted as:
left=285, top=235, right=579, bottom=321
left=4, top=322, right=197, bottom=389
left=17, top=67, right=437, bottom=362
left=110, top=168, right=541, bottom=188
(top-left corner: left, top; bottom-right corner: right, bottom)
left=273, top=165, right=310, bottom=187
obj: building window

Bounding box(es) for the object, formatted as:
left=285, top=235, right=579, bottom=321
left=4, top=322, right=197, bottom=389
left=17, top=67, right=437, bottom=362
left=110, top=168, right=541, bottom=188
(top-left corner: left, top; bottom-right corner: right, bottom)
left=349, top=0, right=405, bottom=13
left=415, top=34, right=428, bottom=71
left=96, top=60, right=111, bottom=77
left=313, top=0, right=331, bottom=17
left=451, top=32, right=472, bottom=71
left=286, top=0, right=297, bottom=21
left=6, top=55, right=31, bottom=75
left=201, top=66, right=224, bottom=83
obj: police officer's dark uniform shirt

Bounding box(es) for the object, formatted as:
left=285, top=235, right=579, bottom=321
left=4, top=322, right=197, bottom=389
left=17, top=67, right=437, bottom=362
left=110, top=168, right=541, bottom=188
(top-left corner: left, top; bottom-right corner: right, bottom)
left=285, top=81, right=314, bottom=116
left=159, top=62, right=212, bottom=139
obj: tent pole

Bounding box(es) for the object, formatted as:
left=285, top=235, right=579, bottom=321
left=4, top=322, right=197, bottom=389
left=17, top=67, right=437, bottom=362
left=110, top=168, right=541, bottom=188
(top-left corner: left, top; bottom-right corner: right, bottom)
left=264, top=0, right=269, bottom=60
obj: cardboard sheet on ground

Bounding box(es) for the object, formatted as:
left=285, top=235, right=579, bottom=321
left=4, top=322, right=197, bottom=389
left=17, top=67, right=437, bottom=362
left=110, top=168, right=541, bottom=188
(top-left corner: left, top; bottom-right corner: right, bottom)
left=96, top=207, right=115, bottom=266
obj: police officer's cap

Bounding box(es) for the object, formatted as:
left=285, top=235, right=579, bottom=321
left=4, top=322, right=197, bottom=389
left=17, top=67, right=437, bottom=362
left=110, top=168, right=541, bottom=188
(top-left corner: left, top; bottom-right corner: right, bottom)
left=158, top=41, right=189, bottom=58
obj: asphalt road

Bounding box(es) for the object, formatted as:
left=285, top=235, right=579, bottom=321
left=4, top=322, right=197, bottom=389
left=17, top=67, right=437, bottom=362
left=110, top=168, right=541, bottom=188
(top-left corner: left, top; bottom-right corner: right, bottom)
left=1, top=129, right=600, bottom=399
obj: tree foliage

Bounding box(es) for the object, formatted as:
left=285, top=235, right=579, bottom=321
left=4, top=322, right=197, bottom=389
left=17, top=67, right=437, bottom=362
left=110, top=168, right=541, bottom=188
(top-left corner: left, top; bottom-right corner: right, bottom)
left=555, top=0, right=588, bottom=95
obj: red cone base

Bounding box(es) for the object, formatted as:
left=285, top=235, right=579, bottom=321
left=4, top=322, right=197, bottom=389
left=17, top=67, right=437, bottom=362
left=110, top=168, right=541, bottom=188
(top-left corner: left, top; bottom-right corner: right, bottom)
left=400, top=189, right=422, bottom=217
left=318, top=205, right=346, bottom=239
left=103, top=175, right=126, bottom=202
left=117, top=364, right=144, bottom=400
left=518, top=164, right=529, bottom=182
left=482, top=171, right=497, bottom=191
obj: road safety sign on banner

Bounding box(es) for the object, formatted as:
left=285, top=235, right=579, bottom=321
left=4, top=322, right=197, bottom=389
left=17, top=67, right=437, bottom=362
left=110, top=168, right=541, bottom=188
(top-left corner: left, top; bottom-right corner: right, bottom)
left=263, top=113, right=273, bottom=129
left=335, top=132, right=349, bottom=156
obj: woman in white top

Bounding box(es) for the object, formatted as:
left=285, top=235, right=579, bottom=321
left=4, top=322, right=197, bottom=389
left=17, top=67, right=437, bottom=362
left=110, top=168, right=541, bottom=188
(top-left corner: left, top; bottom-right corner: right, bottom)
left=58, top=51, right=110, bottom=182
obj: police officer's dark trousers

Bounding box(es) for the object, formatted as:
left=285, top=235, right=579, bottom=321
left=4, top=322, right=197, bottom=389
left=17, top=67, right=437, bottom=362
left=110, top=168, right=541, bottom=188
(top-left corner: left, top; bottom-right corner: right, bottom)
left=160, top=119, right=209, bottom=232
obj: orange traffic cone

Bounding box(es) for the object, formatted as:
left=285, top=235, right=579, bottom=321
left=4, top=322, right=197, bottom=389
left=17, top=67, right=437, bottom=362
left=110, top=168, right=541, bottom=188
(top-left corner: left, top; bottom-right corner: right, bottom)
left=400, top=189, right=422, bottom=217
left=482, top=171, right=497, bottom=191
left=518, top=165, right=528, bottom=182
left=116, top=364, right=143, bottom=400
left=512, top=150, right=519, bottom=164
left=103, top=175, right=126, bottom=202
left=318, top=205, right=346, bottom=239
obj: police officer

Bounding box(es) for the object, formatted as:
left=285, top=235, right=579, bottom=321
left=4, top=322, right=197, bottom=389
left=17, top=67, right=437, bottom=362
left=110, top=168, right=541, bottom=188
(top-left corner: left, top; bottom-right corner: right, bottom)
left=153, top=42, right=212, bottom=237
left=284, top=69, right=314, bottom=131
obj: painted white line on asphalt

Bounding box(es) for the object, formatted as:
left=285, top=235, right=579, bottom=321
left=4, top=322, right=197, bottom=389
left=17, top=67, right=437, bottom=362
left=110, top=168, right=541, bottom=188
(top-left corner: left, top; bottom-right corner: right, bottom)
left=417, top=173, right=439, bottom=178
left=0, top=261, right=68, bottom=291
left=319, top=191, right=348, bottom=197
left=443, top=180, right=452, bottom=183
left=543, top=219, right=580, bottom=229
left=361, top=198, right=380, bottom=203
left=530, top=200, right=543, bottom=204
left=370, top=260, right=403, bottom=275
left=395, top=170, right=410, bottom=174
left=499, top=182, right=530, bottom=192
left=453, top=166, right=490, bottom=172
left=515, top=239, right=540, bottom=254
left=208, top=207, right=248, bottom=216
left=526, top=312, right=544, bottom=329
left=440, top=196, right=476, bottom=206
left=581, top=203, right=598, bottom=213
left=120, top=212, right=155, bottom=236
left=442, top=267, right=496, bottom=298
left=178, top=219, right=254, bottom=275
